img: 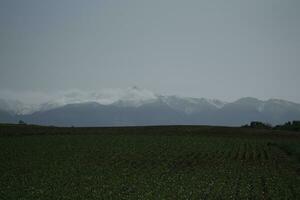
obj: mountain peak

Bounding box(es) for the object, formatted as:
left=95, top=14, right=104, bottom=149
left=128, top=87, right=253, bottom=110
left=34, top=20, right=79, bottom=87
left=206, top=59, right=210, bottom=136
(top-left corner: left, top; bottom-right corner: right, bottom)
left=235, top=97, right=261, bottom=103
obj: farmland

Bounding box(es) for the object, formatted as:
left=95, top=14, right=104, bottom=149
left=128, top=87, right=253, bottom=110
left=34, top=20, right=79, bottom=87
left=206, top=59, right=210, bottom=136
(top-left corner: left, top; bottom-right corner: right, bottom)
left=0, top=125, right=299, bottom=199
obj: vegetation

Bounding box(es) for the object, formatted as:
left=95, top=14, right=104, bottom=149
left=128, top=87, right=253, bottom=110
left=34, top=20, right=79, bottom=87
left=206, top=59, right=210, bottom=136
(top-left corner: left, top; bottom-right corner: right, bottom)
left=274, top=121, right=300, bottom=132
left=18, top=120, right=27, bottom=125
left=0, top=124, right=299, bottom=199
left=242, top=121, right=272, bottom=129
left=243, top=121, right=300, bottom=132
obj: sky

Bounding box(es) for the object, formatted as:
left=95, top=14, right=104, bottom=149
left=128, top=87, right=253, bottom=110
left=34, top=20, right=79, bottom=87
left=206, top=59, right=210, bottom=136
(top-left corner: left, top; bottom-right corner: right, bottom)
left=0, top=0, right=300, bottom=102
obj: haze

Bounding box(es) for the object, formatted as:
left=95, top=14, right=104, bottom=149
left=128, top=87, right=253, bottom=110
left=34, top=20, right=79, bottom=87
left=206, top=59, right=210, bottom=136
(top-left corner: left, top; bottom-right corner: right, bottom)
left=1, top=0, right=300, bottom=102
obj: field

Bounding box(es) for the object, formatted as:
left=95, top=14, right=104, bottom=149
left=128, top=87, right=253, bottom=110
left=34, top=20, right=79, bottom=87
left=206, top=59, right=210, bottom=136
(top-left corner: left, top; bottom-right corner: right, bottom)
left=0, top=125, right=299, bottom=199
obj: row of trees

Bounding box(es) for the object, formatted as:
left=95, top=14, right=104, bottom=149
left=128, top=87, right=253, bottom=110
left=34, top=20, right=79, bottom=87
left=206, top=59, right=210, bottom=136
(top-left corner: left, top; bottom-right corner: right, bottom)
left=243, top=121, right=300, bottom=131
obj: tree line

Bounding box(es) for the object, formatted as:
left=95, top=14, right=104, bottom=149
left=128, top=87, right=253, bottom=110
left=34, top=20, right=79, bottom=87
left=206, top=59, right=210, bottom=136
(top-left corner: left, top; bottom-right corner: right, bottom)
left=242, top=121, right=300, bottom=132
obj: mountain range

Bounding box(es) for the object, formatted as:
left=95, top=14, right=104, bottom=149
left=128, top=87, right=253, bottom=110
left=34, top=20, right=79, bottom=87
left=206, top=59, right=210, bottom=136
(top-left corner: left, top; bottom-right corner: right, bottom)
left=1, top=87, right=300, bottom=127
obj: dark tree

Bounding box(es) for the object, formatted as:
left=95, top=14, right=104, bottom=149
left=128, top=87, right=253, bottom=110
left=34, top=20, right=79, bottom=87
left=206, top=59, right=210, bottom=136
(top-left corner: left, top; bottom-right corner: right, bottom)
left=18, top=120, right=27, bottom=125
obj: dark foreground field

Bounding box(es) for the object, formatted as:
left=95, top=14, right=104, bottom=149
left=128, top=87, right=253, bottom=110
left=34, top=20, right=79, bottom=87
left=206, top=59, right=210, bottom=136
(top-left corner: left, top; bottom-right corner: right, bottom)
left=0, top=125, right=299, bottom=199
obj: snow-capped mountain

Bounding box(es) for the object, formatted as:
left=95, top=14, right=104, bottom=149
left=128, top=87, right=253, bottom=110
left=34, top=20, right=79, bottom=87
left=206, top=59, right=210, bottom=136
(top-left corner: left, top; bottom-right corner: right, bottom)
left=159, top=95, right=226, bottom=114
left=0, top=87, right=158, bottom=114
left=0, top=87, right=300, bottom=126
left=54, top=87, right=158, bottom=107
left=0, top=87, right=226, bottom=114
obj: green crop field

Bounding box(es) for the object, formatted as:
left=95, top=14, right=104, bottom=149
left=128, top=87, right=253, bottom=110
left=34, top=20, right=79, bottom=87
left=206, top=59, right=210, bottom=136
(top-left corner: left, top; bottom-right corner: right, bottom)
left=0, top=125, right=299, bottom=199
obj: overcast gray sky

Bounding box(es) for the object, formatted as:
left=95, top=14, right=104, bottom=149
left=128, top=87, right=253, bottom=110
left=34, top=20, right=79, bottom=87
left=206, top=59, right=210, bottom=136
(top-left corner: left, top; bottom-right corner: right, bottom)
left=0, top=0, right=299, bottom=102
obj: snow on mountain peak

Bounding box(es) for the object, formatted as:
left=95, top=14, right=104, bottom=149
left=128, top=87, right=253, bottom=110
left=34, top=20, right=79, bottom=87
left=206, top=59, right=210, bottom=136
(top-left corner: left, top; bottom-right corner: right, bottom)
left=0, top=87, right=158, bottom=114
left=47, top=87, right=158, bottom=108
left=206, top=99, right=227, bottom=109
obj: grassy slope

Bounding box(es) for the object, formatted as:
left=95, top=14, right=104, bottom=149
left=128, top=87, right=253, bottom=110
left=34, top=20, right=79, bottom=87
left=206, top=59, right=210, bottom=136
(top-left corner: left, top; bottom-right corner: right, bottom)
left=0, top=124, right=299, bottom=199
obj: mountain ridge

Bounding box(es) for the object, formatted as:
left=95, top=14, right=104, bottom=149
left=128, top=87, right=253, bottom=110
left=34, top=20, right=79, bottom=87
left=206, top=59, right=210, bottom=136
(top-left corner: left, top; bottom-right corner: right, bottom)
left=0, top=88, right=300, bottom=126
